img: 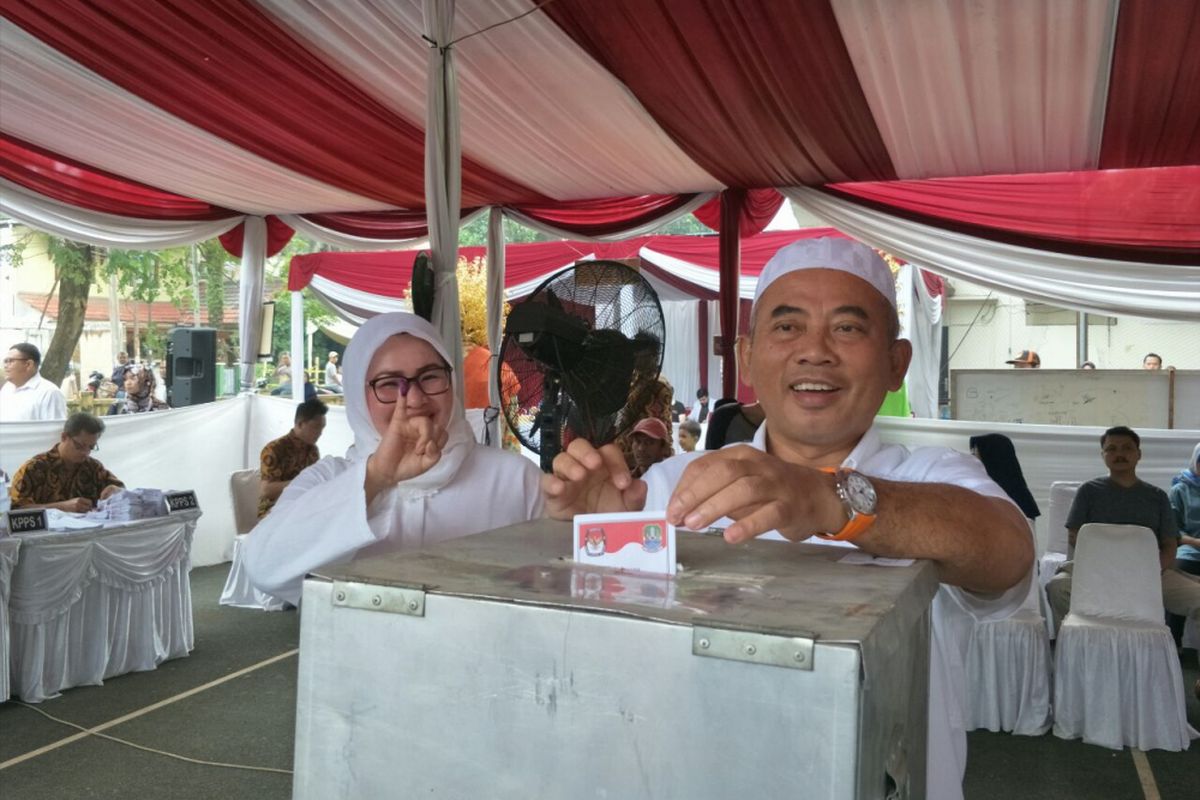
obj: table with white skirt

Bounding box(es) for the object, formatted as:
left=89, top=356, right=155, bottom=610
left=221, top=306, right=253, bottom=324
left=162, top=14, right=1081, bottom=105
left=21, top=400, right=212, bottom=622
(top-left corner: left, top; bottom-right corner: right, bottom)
left=6, top=509, right=201, bottom=703
left=0, top=536, right=21, bottom=702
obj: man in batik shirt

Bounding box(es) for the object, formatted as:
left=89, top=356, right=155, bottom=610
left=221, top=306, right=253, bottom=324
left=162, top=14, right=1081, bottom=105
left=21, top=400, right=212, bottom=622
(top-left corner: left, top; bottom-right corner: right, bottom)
left=258, top=399, right=328, bottom=518
left=10, top=413, right=124, bottom=512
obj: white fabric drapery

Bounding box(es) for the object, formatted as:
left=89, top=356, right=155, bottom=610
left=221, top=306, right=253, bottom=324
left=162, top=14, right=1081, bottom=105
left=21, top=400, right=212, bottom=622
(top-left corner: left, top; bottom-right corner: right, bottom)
left=660, top=301, right=701, bottom=405
left=0, top=537, right=20, bottom=702
left=0, top=179, right=242, bottom=250
left=786, top=186, right=1200, bottom=320
left=306, top=275, right=412, bottom=326
left=237, top=216, right=268, bottom=389
left=484, top=206, right=505, bottom=446
left=895, top=263, right=944, bottom=418
left=424, top=0, right=465, bottom=401
left=7, top=512, right=199, bottom=703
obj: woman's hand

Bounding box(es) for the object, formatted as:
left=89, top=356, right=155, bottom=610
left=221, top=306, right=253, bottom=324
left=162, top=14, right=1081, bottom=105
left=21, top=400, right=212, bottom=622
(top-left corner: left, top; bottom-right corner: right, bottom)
left=364, top=393, right=449, bottom=502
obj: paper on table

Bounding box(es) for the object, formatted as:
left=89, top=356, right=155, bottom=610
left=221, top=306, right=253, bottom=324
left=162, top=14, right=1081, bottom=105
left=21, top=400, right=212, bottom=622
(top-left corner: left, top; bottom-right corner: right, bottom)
left=838, top=551, right=915, bottom=568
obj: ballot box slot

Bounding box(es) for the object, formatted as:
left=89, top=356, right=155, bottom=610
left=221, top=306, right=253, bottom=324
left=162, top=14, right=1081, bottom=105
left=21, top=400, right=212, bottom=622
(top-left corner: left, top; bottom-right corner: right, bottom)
left=692, top=624, right=816, bottom=671
left=331, top=580, right=425, bottom=617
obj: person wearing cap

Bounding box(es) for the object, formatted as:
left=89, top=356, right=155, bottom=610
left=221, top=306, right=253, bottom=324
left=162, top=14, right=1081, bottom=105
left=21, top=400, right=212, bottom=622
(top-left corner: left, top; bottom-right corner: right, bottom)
left=1, top=343, right=68, bottom=422
left=244, top=313, right=544, bottom=605
left=542, top=236, right=1033, bottom=800
left=323, top=350, right=343, bottom=394
left=1006, top=350, right=1040, bottom=369
left=628, top=417, right=673, bottom=478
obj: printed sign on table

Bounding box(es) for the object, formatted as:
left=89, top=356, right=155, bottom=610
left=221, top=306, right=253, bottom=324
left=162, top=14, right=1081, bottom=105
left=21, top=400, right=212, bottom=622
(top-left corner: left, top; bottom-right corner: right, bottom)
left=573, top=510, right=676, bottom=575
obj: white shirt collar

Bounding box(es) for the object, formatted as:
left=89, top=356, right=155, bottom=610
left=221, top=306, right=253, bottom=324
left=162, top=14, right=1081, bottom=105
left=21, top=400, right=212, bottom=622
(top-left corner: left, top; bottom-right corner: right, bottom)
left=11, top=373, right=44, bottom=393
left=749, top=419, right=882, bottom=470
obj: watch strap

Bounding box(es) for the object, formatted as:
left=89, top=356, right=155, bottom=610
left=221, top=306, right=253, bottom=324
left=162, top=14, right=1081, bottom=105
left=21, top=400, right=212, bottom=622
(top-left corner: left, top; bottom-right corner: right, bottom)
left=814, top=467, right=876, bottom=542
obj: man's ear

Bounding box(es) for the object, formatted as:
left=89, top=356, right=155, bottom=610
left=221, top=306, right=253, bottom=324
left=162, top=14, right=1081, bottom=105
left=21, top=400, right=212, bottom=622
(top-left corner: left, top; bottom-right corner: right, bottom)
left=887, top=339, right=913, bottom=392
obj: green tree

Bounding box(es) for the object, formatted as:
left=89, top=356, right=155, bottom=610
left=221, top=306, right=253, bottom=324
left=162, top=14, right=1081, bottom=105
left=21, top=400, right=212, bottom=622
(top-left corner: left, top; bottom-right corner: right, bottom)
left=39, top=237, right=101, bottom=385
left=104, top=248, right=192, bottom=360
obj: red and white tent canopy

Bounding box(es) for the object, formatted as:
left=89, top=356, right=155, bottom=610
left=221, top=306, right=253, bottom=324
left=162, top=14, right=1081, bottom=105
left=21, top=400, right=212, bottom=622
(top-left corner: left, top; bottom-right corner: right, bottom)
left=2, top=0, right=1197, bottom=322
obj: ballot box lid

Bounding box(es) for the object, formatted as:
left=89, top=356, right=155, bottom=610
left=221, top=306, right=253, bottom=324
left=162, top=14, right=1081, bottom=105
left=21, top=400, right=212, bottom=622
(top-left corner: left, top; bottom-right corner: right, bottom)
left=310, top=518, right=939, bottom=648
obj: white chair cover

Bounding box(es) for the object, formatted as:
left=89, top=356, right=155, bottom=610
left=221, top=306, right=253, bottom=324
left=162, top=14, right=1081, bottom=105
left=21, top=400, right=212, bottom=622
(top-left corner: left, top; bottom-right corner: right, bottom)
left=0, top=537, right=21, bottom=701
left=229, top=468, right=261, bottom=536
left=1045, top=481, right=1081, bottom=556
left=219, top=534, right=288, bottom=611
left=8, top=514, right=198, bottom=703
left=1053, top=523, right=1198, bottom=751
left=965, top=567, right=1052, bottom=735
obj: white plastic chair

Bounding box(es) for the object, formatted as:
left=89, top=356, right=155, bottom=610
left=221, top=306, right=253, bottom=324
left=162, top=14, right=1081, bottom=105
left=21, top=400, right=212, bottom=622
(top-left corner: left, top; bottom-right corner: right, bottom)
left=1053, top=524, right=1197, bottom=751
left=219, top=469, right=287, bottom=611
left=965, top=567, right=1052, bottom=736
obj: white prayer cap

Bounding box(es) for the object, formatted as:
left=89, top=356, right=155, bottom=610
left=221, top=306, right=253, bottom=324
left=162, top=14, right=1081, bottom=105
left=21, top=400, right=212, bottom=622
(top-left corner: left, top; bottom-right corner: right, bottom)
left=753, top=237, right=895, bottom=309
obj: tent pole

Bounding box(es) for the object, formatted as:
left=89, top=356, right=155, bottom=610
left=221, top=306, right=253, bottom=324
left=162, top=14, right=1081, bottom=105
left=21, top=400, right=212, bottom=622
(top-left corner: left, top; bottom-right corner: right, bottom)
left=291, top=291, right=304, bottom=402
left=717, top=189, right=745, bottom=400
left=1076, top=312, right=1088, bottom=366
left=485, top=207, right=505, bottom=446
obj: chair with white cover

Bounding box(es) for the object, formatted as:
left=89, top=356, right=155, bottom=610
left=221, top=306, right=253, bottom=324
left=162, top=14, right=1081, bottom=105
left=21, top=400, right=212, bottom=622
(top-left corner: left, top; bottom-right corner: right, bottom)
left=1053, top=524, right=1197, bottom=751
left=965, top=567, right=1052, bottom=736
left=1038, top=481, right=1080, bottom=585
left=219, top=469, right=287, bottom=611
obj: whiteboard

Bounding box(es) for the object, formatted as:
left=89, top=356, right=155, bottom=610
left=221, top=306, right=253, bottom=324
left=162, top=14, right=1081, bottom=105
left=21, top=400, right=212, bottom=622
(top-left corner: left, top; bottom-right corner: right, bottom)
left=949, top=370, right=1200, bottom=428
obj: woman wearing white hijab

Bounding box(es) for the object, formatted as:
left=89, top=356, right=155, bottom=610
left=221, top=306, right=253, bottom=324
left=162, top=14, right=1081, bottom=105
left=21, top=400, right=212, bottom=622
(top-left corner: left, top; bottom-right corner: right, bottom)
left=245, top=313, right=544, bottom=604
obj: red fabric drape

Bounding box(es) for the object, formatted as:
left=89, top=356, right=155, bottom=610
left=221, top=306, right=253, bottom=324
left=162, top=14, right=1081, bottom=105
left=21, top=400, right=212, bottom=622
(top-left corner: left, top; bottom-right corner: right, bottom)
left=826, top=167, right=1200, bottom=261
left=717, top=190, right=744, bottom=399
left=509, top=195, right=702, bottom=238
left=693, top=189, right=785, bottom=237
left=641, top=229, right=853, bottom=276
left=299, top=210, right=447, bottom=241
left=288, top=239, right=649, bottom=296
left=220, top=216, right=295, bottom=259
left=1100, top=0, right=1200, bottom=169
left=3, top=1, right=544, bottom=209
left=0, top=135, right=236, bottom=220
left=543, top=0, right=895, bottom=188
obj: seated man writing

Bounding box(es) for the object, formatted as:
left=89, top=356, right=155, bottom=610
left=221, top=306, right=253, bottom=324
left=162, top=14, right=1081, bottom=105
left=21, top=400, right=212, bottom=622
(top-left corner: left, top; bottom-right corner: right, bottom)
left=258, top=398, right=328, bottom=518
left=9, top=412, right=124, bottom=512
left=542, top=237, right=1033, bottom=800
left=244, top=313, right=544, bottom=605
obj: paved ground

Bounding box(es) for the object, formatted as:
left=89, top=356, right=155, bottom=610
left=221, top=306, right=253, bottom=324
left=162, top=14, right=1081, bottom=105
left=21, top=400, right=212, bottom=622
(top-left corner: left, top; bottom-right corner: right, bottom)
left=1, top=564, right=1196, bottom=799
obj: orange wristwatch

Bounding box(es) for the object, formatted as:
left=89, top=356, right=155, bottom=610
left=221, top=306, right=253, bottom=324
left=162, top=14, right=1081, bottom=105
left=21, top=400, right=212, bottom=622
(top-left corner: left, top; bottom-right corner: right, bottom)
left=815, top=467, right=878, bottom=542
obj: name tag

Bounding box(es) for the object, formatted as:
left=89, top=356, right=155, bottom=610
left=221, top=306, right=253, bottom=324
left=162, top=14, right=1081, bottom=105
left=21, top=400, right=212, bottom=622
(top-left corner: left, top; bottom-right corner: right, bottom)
left=164, top=491, right=200, bottom=514
left=8, top=509, right=48, bottom=533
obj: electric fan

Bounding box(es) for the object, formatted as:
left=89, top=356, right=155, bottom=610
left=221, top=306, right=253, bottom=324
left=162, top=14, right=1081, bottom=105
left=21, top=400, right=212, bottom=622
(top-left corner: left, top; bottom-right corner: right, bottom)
left=497, top=260, right=666, bottom=472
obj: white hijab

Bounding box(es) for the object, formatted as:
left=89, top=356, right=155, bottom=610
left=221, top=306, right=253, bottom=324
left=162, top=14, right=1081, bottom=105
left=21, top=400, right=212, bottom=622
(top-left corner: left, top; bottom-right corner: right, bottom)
left=341, top=313, right=474, bottom=508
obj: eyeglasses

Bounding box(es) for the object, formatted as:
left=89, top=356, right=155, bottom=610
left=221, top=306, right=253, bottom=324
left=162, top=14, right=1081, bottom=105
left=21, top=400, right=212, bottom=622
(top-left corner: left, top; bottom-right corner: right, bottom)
left=367, top=366, right=452, bottom=403
left=3, top=357, right=32, bottom=365
left=70, top=437, right=99, bottom=453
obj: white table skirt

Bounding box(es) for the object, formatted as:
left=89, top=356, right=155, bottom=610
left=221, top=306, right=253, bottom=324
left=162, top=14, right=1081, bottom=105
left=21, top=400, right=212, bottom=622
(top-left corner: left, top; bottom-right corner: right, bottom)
left=0, top=537, right=21, bottom=702
left=8, top=511, right=201, bottom=703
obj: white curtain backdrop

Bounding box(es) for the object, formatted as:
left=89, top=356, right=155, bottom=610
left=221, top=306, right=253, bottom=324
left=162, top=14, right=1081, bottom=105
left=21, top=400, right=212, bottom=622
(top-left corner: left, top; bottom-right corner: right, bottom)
left=896, top=264, right=944, bottom=418
left=307, top=275, right=412, bottom=325
left=660, top=300, right=700, bottom=404
left=424, top=0, right=465, bottom=401
left=237, top=216, right=268, bottom=389
left=0, top=179, right=242, bottom=249
left=786, top=186, right=1200, bottom=321
left=639, top=244, right=758, bottom=298
left=875, top=416, right=1199, bottom=552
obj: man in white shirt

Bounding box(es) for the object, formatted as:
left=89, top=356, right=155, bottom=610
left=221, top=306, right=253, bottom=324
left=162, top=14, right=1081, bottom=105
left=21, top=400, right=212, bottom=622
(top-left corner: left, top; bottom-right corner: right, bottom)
left=323, top=350, right=343, bottom=394
left=543, top=237, right=1033, bottom=800
left=1, top=343, right=68, bottom=422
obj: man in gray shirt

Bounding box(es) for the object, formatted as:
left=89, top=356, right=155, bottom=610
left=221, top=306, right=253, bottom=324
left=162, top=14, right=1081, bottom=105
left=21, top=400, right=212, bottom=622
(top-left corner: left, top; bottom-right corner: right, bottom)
left=1047, top=426, right=1200, bottom=630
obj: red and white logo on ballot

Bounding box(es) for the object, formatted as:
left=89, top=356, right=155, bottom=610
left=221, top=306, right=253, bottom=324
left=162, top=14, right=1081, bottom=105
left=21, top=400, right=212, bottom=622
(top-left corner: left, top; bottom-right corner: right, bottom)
left=573, top=511, right=676, bottom=575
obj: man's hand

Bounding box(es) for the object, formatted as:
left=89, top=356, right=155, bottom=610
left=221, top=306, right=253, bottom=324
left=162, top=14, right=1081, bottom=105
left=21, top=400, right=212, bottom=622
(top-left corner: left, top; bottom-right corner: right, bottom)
left=364, top=394, right=449, bottom=502
left=542, top=439, right=647, bottom=520
left=100, top=485, right=121, bottom=500
left=57, top=497, right=93, bottom=513
left=665, top=446, right=844, bottom=543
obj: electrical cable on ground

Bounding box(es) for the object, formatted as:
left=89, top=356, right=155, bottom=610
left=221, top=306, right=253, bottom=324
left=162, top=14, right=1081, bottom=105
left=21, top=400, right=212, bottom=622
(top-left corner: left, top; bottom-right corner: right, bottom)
left=13, top=701, right=293, bottom=776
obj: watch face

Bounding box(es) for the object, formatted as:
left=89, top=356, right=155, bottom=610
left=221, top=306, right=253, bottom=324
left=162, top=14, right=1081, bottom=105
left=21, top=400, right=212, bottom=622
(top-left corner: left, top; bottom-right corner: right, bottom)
left=844, top=471, right=877, bottom=514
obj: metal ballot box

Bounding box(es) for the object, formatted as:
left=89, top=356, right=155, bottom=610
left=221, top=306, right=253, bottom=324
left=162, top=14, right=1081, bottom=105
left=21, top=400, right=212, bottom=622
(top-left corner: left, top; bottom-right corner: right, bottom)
left=293, top=520, right=938, bottom=800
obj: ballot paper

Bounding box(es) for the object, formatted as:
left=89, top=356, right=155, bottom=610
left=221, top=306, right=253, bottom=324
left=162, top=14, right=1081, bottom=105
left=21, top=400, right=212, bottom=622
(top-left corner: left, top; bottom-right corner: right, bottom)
left=44, top=509, right=105, bottom=530
left=90, top=488, right=167, bottom=523
left=574, top=510, right=676, bottom=575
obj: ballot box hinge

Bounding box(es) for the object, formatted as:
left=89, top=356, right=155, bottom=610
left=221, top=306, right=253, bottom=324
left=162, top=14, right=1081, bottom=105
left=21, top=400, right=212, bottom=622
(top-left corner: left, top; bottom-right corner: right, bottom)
left=692, top=626, right=815, bottom=671
left=331, top=581, right=426, bottom=617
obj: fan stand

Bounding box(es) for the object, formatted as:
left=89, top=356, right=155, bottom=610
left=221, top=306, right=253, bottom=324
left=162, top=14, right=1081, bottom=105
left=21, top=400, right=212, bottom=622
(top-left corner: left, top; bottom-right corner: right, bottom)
left=536, top=371, right=564, bottom=473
